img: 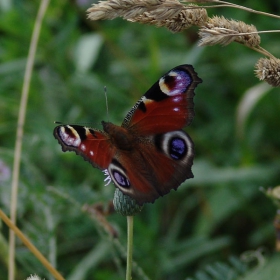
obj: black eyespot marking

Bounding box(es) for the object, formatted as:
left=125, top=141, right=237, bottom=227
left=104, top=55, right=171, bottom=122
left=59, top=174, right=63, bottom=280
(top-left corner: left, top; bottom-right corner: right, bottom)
left=154, top=130, right=193, bottom=162
left=89, top=128, right=97, bottom=138
left=164, top=74, right=176, bottom=88
left=144, top=83, right=168, bottom=101
left=111, top=159, right=124, bottom=169
left=169, top=137, right=187, bottom=160
left=70, top=125, right=87, bottom=140
left=138, top=101, right=147, bottom=112
left=108, top=159, right=131, bottom=190
left=112, top=170, right=130, bottom=188
left=159, top=70, right=192, bottom=96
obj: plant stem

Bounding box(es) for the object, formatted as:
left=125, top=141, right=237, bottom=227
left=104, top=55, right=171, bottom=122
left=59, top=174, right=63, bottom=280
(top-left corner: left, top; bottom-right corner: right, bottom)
left=212, top=0, right=280, bottom=19
left=184, top=1, right=280, bottom=20
left=0, top=209, right=65, bottom=280
left=9, top=1, right=50, bottom=279
left=126, top=216, right=134, bottom=280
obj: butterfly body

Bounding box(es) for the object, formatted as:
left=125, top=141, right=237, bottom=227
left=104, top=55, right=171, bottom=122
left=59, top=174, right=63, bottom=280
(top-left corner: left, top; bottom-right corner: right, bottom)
left=54, top=65, right=202, bottom=205
left=102, top=121, right=134, bottom=151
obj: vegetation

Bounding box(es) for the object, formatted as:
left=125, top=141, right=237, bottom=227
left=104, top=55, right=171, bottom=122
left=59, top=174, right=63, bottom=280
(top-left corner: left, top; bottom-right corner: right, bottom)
left=0, top=0, right=280, bottom=279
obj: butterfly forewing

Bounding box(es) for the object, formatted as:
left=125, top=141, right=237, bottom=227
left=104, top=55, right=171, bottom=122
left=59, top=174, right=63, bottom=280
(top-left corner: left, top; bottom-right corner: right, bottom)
left=54, top=125, right=115, bottom=170
left=122, top=65, right=202, bottom=135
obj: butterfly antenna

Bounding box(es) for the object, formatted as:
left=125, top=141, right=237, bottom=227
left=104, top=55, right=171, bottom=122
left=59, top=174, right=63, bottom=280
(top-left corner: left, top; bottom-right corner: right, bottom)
left=104, top=86, right=110, bottom=121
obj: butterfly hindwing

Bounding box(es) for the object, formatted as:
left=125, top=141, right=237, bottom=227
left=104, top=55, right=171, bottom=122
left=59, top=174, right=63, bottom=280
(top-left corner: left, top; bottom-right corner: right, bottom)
left=107, top=130, right=194, bottom=204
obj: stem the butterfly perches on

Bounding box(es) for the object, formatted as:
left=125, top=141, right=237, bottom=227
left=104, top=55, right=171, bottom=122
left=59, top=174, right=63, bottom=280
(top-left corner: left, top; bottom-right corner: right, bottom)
left=126, top=216, right=134, bottom=280
left=113, top=188, right=143, bottom=280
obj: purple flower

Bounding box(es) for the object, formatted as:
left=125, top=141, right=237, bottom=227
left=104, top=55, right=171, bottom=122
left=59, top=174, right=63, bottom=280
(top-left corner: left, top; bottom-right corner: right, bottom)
left=0, top=160, right=11, bottom=182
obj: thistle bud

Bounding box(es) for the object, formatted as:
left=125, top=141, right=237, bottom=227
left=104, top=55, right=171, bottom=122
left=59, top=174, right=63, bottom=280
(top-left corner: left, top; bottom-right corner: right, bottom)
left=113, top=188, right=143, bottom=216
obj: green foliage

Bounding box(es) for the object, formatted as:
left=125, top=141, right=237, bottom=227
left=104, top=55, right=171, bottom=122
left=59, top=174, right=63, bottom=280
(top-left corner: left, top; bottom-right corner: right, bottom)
left=0, top=0, right=280, bottom=279
left=186, top=256, right=247, bottom=280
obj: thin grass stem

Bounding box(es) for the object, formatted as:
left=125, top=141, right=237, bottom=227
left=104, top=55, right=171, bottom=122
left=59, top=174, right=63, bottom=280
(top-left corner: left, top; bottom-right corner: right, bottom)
left=209, top=0, right=280, bottom=19
left=9, top=0, right=50, bottom=279
left=126, top=216, right=134, bottom=280
left=0, top=209, right=65, bottom=280
left=183, top=1, right=280, bottom=19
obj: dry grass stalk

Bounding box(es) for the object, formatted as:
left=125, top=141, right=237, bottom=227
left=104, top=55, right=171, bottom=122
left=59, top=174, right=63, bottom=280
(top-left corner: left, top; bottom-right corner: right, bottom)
left=87, top=0, right=208, bottom=32
left=87, top=0, right=280, bottom=86
left=199, top=16, right=260, bottom=47
left=88, top=0, right=171, bottom=21
left=183, top=0, right=280, bottom=20
left=129, top=4, right=208, bottom=32
left=255, top=58, right=280, bottom=87
left=182, top=0, right=214, bottom=2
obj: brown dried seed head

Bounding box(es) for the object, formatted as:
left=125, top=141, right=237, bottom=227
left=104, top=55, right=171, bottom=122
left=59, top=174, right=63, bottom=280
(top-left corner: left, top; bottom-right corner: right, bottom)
left=148, top=5, right=181, bottom=21
left=184, top=0, right=212, bottom=2
left=165, top=6, right=208, bottom=32
left=234, top=20, right=261, bottom=47
left=199, top=28, right=237, bottom=46
left=165, top=11, right=193, bottom=33
left=87, top=0, right=169, bottom=21
left=183, top=5, right=208, bottom=27
left=199, top=16, right=260, bottom=47
left=87, top=0, right=207, bottom=33
left=87, top=0, right=142, bottom=20
left=129, top=4, right=207, bottom=32
left=255, top=58, right=280, bottom=87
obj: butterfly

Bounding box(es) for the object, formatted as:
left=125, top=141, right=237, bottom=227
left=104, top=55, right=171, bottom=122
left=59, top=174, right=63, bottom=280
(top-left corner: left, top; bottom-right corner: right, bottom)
left=54, top=65, right=202, bottom=205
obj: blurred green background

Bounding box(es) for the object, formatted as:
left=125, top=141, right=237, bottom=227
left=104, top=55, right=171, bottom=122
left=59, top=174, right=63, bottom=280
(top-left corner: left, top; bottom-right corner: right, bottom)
left=0, top=0, right=280, bottom=279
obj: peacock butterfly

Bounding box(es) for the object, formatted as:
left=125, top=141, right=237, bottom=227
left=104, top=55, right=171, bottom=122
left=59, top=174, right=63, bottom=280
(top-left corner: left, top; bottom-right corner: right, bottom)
left=54, top=65, right=202, bottom=205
